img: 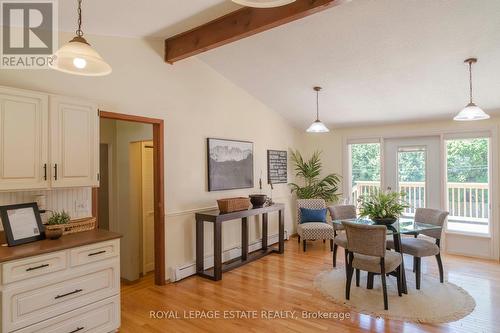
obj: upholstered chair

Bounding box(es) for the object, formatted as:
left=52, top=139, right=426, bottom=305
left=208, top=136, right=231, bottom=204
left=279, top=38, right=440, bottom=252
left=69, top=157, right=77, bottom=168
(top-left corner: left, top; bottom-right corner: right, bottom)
left=297, top=199, right=334, bottom=252
left=328, top=205, right=356, bottom=267
left=386, top=208, right=449, bottom=289
left=343, top=221, right=403, bottom=310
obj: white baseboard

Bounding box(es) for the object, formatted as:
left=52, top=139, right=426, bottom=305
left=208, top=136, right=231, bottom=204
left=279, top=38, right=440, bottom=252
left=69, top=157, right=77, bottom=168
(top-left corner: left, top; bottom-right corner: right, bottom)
left=170, top=230, right=289, bottom=282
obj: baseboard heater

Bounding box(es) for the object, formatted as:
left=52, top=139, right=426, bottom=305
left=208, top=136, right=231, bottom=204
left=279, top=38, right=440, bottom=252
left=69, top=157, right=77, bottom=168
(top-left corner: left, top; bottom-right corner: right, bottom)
left=171, top=230, right=289, bottom=282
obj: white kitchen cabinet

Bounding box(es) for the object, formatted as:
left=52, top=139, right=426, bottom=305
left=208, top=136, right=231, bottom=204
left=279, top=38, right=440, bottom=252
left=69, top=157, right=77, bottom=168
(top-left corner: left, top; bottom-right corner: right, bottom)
left=0, top=86, right=49, bottom=190
left=50, top=95, right=99, bottom=188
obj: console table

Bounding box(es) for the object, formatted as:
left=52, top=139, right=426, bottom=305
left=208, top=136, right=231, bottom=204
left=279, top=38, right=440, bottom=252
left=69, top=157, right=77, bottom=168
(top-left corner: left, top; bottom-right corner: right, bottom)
left=195, top=203, right=285, bottom=281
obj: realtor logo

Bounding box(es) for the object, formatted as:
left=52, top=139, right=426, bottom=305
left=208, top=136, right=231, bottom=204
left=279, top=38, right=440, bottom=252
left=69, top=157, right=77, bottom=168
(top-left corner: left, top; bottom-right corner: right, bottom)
left=1, top=0, right=58, bottom=69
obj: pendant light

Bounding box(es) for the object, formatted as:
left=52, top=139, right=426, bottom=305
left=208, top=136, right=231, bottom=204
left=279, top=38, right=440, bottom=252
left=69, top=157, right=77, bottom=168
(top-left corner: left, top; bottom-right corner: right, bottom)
left=454, top=58, right=489, bottom=121
left=50, top=0, right=111, bottom=76
left=231, top=0, right=296, bottom=8
left=306, top=87, right=330, bottom=133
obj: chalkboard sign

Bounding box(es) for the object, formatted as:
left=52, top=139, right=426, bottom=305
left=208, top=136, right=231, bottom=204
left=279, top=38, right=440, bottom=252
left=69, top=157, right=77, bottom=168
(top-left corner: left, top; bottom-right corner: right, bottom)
left=267, top=150, right=287, bottom=184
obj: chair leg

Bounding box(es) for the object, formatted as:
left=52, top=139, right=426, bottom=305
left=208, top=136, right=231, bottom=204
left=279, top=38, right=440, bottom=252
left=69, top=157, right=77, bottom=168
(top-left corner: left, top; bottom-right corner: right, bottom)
left=415, top=257, right=421, bottom=290
left=303, top=239, right=307, bottom=252
left=298, top=235, right=300, bottom=244
left=344, top=249, right=349, bottom=279
left=346, top=252, right=354, bottom=300
left=333, top=244, right=338, bottom=267
left=355, top=269, right=360, bottom=287
left=396, top=266, right=402, bottom=297
left=330, top=239, right=334, bottom=252
left=436, top=253, right=444, bottom=283
left=380, top=259, right=388, bottom=310
left=367, top=272, right=374, bottom=289
left=413, top=257, right=417, bottom=273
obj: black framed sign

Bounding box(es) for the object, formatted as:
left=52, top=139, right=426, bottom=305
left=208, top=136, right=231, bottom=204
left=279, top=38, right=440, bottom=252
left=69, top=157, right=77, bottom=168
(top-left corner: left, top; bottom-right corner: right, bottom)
left=207, top=138, right=254, bottom=191
left=0, top=203, right=45, bottom=246
left=267, top=150, right=287, bottom=184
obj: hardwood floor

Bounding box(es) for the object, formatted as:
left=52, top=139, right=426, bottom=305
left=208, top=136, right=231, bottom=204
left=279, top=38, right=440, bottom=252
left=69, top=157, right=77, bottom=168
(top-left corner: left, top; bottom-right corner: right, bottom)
left=121, top=237, right=500, bottom=332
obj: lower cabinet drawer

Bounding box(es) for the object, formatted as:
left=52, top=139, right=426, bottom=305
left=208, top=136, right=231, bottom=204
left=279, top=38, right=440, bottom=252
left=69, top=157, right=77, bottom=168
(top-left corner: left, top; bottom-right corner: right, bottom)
left=3, top=259, right=119, bottom=332
left=14, top=295, right=120, bottom=333
left=70, top=239, right=120, bottom=267
left=2, top=251, right=67, bottom=284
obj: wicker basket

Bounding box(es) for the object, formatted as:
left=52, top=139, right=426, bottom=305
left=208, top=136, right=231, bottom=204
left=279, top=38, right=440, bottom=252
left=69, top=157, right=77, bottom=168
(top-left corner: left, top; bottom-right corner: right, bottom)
left=217, top=197, right=250, bottom=213
left=45, top=217, right=96, bottom=236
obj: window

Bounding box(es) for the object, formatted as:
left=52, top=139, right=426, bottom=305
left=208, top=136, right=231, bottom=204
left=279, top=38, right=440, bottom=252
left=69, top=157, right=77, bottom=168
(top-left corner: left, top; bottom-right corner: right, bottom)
left=349, top=143, right=381, bottom=204
left=398, top=146, right=426, bottom=216
left=445, top=137, right=490, bottom=234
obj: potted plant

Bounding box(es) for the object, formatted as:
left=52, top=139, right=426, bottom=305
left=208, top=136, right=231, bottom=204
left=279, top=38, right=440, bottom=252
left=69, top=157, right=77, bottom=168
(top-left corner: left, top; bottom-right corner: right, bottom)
left=288, top=150, right=341, bottom=202
left=45, top=211, right=70, bottom=239
left=358, top=190, right=409, bottom=225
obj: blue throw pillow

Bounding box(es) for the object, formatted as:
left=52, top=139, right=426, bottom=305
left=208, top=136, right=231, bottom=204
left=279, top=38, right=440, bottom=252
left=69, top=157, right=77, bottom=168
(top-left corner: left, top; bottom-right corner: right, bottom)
left=300, top=208, right=327, bottom=223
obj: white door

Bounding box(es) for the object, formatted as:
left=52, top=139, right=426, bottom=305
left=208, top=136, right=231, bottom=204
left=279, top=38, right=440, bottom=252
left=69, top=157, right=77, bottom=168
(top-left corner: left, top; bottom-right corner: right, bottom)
left=384, top=136, right=442, bottom=215
left=0, top=86, right=49, bottom=190
left=141, top=141, right=155, bottom=274
left=50, top=96, right=99, bottom=188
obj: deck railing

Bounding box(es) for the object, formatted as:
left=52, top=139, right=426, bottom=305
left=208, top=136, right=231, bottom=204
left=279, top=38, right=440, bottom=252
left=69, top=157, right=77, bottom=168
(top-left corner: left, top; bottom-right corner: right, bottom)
left=351, top=181, right=489, bottom=224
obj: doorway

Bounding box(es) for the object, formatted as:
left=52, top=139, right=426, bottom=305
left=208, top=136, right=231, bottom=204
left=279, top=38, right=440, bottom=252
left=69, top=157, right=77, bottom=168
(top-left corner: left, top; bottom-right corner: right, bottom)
left=94, top=111, right=165, bottom=286
left=384, top=136, right=441, bottom=215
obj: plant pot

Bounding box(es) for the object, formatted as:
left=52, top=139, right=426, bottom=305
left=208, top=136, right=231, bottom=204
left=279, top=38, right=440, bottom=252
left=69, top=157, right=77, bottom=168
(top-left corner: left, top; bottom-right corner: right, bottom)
left=249, top=194, right=267, bottom=208
left=45, top=227, right=63, bottom=240
left=371, top=217, right=397, bottom=226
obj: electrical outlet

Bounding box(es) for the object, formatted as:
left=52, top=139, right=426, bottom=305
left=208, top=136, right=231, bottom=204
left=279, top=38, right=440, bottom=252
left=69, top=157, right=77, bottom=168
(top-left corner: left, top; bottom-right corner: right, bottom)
left=75, top=200, right=89, bottom=213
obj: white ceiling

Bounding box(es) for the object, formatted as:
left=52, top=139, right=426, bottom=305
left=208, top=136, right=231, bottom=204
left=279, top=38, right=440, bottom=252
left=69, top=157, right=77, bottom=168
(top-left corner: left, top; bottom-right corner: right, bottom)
left=59, top=0, right=500, bottom=129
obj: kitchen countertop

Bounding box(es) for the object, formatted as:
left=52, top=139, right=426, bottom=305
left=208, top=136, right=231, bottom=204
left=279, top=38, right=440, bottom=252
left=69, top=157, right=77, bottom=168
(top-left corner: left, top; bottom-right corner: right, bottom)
left=0, top=229, right=122, bottom=263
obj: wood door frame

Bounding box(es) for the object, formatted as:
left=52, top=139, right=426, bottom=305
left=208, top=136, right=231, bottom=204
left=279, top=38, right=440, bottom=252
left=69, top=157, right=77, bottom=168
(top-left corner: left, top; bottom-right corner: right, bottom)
left=93, top=110, right=166, bottom=286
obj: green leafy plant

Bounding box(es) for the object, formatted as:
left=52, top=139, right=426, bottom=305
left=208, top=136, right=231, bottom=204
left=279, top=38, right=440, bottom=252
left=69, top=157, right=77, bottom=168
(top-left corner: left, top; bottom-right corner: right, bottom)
left=47, top=211, right=70, bottom=225
left=288, top=150, right=341, bottom=202
left=358, top=190, right=409, bottom=220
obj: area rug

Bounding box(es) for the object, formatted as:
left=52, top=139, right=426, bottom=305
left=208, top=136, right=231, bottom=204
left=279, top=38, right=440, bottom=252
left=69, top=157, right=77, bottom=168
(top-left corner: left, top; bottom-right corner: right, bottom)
left=314, top=268, right=475, bottom=324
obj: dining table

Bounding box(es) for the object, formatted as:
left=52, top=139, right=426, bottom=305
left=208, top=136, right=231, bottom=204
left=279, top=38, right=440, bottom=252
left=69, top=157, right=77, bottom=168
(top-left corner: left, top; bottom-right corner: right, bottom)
left=331, top=217, right=442, bottom=294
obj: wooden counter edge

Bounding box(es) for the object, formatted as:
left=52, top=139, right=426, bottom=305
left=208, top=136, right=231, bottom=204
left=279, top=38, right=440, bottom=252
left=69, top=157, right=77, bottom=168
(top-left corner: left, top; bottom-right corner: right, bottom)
left=0, top=229, right=122, bottom=263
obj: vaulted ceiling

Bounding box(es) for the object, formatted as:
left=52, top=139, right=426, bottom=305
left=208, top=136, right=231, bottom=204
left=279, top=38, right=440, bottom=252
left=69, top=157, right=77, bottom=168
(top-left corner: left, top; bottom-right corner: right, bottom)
left=60, top=0, right=500, bottom=129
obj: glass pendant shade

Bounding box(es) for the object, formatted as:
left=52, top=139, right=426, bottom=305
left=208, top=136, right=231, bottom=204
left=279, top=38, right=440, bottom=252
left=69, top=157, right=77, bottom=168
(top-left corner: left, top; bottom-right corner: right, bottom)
left=232, top=0, right=296, bottom=8
left=454, top=102, right=490, bottom=121
left=51, top=36, right=112, bottom=76
left=454, top=58, right=489, bottom=121
left=306, top=120, right=330, bottom=133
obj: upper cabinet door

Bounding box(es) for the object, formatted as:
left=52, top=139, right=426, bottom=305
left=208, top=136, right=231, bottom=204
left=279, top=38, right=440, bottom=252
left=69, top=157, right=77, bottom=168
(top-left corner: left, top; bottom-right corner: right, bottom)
left=0, top=86, right=49, bottom=190
left=50, top=96, right=99, bottom=188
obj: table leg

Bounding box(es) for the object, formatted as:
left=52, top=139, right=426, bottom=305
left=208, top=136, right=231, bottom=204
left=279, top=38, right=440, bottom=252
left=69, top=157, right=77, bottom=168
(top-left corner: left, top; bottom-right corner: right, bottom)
left=393, top=232, right=407, bottom=294
left=262, top=213, right=268, bottom=250
left=278, top=209, right=285, bottom=254
left=242, top=217, right=248, bottom=261
left=214, top=221, right=222, bottom=281
left=196, top=217, right=204, bottom=274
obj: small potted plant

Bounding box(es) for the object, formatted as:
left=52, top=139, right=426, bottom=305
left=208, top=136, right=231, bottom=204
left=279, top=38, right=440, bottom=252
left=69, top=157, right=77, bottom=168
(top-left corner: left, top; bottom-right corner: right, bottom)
left=358, top=190, right=409, bottom=225
left=45, top=211, right=70, bottom=239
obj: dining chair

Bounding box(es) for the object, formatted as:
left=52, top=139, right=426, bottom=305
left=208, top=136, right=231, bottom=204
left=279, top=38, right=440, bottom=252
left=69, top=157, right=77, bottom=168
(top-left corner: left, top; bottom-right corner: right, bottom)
left=296, top=199, right=334, bottom=252
left=328, top=205, right=356, bottom=267
left=386, top=208, right=449, bottom=289
left=343, top=221, right=402, bottom=310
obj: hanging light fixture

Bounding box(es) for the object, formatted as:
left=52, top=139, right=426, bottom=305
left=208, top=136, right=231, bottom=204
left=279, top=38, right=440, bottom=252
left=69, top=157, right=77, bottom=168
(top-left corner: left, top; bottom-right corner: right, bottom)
left=306, top=86, right=330, bottom=133
left=50, top=0, right=111, bottom=76
left=231, top=0, right=296, bottom=8
left=454, top=58, right=489, bottom=121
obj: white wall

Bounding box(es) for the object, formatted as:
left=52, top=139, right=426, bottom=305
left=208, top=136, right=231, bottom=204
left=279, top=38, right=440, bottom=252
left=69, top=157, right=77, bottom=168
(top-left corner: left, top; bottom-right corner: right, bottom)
left=302, top=117, right=500, bottom=260
left=0, top=32, right=304, bottom=280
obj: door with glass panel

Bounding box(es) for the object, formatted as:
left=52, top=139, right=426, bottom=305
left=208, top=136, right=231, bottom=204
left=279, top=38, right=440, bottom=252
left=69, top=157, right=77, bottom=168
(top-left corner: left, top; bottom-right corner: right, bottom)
left=384, top=136, right=441, bottom=216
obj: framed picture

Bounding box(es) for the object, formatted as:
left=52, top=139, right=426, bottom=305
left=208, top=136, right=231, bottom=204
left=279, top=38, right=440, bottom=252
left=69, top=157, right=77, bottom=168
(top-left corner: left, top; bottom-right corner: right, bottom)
left=267, top=150, right=287, bottom=184
left=0, top=203, right=44, bottom=246
left=207, top=138, right=254, bottom=191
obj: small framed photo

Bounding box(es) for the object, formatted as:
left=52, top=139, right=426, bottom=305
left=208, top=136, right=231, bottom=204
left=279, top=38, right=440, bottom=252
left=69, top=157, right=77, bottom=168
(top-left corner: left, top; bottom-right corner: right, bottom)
left=0, top=203, right=45, bottom=246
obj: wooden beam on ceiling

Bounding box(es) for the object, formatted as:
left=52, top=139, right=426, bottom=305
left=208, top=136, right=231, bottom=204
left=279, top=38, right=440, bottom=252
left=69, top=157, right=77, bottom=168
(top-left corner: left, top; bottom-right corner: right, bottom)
left=165, top=0, right=348, bottom=64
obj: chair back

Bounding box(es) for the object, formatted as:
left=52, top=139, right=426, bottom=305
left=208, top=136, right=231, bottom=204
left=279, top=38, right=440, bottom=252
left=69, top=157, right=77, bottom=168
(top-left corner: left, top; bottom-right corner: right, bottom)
left=297, top=199, right=326, bottom=225
left=342, top=221, right=387, bottom=257
left=414, top=208, right=449, bottom=239
left=328, top=205, right=356, bottom=221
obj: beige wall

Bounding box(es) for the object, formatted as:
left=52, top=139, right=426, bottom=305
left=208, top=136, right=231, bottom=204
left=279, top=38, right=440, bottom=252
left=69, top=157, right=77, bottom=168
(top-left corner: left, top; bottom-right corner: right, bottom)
left=0, top=32, right=304, bottom=280
left=301, top=117, right=500, bottom=259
